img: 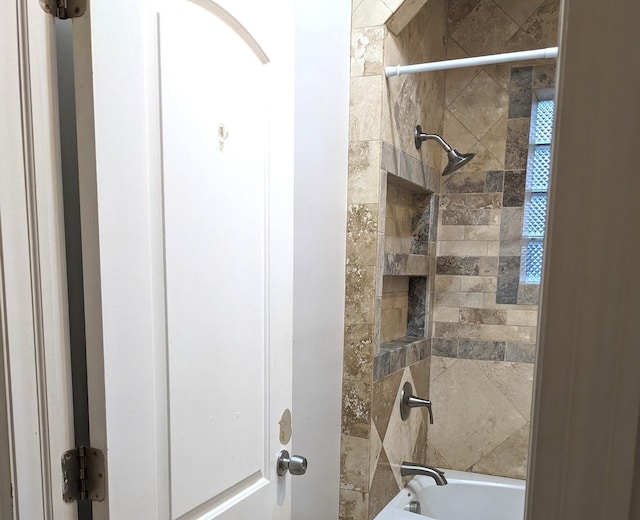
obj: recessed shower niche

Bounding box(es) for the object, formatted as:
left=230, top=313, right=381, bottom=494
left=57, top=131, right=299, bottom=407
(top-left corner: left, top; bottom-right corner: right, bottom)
left=375, top=173, right=436, bottom=379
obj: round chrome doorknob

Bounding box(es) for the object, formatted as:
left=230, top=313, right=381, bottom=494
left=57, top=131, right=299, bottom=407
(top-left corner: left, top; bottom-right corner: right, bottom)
left=276, top=450, right=308, bottom=476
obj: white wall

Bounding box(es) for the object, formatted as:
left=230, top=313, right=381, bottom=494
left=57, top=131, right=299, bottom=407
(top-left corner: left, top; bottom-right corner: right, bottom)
left=292, top=0, right=350, bottom=518
left=527, top=0, right=640, bottom=518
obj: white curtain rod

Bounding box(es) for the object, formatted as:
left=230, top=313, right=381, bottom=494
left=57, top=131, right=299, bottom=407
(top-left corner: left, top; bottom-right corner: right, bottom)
left=385, top=46, right=558, bottom=77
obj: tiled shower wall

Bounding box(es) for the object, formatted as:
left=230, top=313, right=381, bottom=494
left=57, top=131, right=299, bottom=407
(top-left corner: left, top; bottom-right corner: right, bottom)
left=426, top=0, right=559, bottom=479
left=340, top=1, right=447, bottom=519
left=342, top=1, right=559, bottom=518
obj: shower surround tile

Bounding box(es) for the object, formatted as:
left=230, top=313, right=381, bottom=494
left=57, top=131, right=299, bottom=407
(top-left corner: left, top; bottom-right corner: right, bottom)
left=351, top=0, right=392, bottom=28
left=351, top=27, right=385, bottom=77
left=494, top=0, right=544, bottom=25
left=448, top=72, right=509, bottom=139
left=450, top=0, right=519, bottom=56
left=341, top=434, right=371, bottom=491
left=477, top=360, right=534, bottom=418
left=340, top=489, right=369, bottom=520
left=429, top=359, right=528, bottom=470
left=348, top=142, right=382, bottom=205
left=470, top=424, right=530, bottom=479
left=505, top=119, right=530, bottom=170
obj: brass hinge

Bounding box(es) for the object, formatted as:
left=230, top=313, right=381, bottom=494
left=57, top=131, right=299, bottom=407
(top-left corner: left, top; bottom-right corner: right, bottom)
left=61, top=446, right=105, bottom=503
left=39, top=0, right=86, bottom=19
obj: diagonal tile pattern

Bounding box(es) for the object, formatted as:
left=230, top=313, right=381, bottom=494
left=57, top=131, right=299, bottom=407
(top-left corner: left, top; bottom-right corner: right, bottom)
left=428, top=358, right=528, bottom=470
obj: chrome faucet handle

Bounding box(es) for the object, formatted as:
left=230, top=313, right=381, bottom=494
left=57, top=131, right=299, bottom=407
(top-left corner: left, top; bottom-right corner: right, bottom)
left=400, top=381, right=434, bottom=423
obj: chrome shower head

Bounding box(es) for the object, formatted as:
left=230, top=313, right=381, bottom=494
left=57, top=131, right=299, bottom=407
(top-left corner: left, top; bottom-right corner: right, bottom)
left=443, top=149, right=476, bottom=176
left=414, top=125, right=476, bottom=176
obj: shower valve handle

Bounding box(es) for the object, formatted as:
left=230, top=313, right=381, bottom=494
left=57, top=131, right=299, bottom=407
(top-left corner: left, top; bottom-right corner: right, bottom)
left=407, top=395, right=433, bottom=424
left=400, top=381, right=434, bottom=424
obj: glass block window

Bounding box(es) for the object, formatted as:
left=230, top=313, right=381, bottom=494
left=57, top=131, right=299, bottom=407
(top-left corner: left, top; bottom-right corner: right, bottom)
left=522, top=98, right=555, bottom=284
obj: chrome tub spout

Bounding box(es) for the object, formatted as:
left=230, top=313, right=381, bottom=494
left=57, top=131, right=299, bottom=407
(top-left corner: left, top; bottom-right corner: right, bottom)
left=400, top=462, right=448, bottom=486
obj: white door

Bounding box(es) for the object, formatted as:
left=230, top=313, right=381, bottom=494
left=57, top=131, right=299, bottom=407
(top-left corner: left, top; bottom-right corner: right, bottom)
left=74, top=0, right=295, bottom=518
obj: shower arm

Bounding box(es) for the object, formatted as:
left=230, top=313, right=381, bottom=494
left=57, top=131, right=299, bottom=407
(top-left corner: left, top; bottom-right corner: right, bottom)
left=414, top=126, right=452, bottom=152
left=416, top=132, right=452, bottom=152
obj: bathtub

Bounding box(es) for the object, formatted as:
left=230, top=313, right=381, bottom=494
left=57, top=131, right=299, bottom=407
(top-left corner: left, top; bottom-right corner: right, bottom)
left=374, top=469, right=525, bottom=520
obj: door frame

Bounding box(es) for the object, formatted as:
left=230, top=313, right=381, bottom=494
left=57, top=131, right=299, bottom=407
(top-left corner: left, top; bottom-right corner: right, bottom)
left=2, top=0, right=640, bottom=519
left=0, top=1, right=76, bottom=519
left=526, top=0, right=640, bottom=518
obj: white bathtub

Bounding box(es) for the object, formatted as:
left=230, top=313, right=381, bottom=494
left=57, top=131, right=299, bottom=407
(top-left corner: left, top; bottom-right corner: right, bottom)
left=374, top=469, right=525, bottom=520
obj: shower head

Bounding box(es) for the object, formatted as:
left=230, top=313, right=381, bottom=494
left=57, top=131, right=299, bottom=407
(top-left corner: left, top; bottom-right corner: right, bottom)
left=414, top=125, right=476, bottom=176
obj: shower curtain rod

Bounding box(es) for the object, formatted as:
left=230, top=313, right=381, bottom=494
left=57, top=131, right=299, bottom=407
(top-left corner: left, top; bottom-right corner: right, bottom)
left=385, top=46, right=558, bottom=77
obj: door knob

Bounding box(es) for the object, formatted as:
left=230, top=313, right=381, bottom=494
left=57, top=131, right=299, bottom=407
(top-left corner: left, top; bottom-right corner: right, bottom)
left=400, top=381, right=434, bottom=423
left=276, top=450, right=308, bottom=476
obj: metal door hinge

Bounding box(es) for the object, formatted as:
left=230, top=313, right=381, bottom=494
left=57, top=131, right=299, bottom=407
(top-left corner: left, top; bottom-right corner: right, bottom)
left=61, top=446, right=105, bottom=503
left=39, top=0, right=86, bottom=19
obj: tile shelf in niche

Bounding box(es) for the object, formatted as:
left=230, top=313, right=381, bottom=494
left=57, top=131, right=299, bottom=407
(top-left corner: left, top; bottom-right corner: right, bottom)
left=374, top=337, right=430, bottom=381
left=383, top=252, right=431, bottom=276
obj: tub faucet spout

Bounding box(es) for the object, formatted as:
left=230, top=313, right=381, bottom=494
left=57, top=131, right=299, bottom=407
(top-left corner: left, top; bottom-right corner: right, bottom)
left=400, top=462, right=448, bottom=486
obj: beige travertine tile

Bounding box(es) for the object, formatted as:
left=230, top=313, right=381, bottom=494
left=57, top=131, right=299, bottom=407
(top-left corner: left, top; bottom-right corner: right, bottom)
left=381, top=0, right=404, bottom=14
left=351, top=27, right=385, bottom=77
left=382, top=292, right=407, bottom=310
left=478, top=324, right=534, bottom=342
left=425, top=441, right=452, bottom=469
left=449, top=72, right=509, bottom=140
left=352, top=0, right=392, bottom=28
left=433, top=306, right=460, bottom=323
left=495, top=0, right=544, bottom=25
left=444, top=40, right=478, bottom=107
left=343, top=323, right=374, bottom=380
left=443, top=109, right=478, bottom=152
left=435, top=291, right=484, bottom=308
left=470, top=424, right=530, bottom=479
left=489, top=209, right=501, bottom=226
left=480, top=114, right=508, bottom=167
left=350, top=75, right=383, bottom=141
left=409, top=357, right=431, bottom=400
left=387, top=0, right=429, bottom=35
left=438, top=240, right=489, bottom=256
left=435, top=275, right=462, bottom=292
left=381, top=307, right=408, bottom=343
left=477, top=360, right=534, bottom=418
left=450, top=0, right=519, bottom=56
left=467, top=140, right=503, bottom=172
left=369, top=422, right=383, bottom=486
left=346, top=204, right=379, bottom=266
left=345, top=264, right=376, bottom=324
left=487, top=240, right=500, bottom=256
left=339, top=488, right=369, bottom=520
left=460, top=275, right=497, bottom=292
left=439, top=225, right=465, bottom=241
left=384, top=236, right=402, bottom=254
left=383, top=275, right=409, bottom=294
left=429, top=359, right=527, bottom=469
left=381, top=368, right=422, bottom=488
left=369, top=448, right=401, bottom=518
left=342, top=376, right=372, bottom=438
left=430, top=356, right=457, bottom=381
left=348, top=141, right=381, bottom=205
left=465, top=225, right=500, bottom=241
left=341, top=434, right=371, bottom=491
left=479, top=257, right=498, bottom=276
left=506, top=309, right=539, bottom=326
left=372, top=369, right=404, bottom=440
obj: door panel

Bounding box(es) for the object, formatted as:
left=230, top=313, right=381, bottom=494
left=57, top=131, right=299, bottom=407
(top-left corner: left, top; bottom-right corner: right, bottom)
left=74, top=1, right=293, bottom=518
left=159, top=4, right=271, bottom=516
